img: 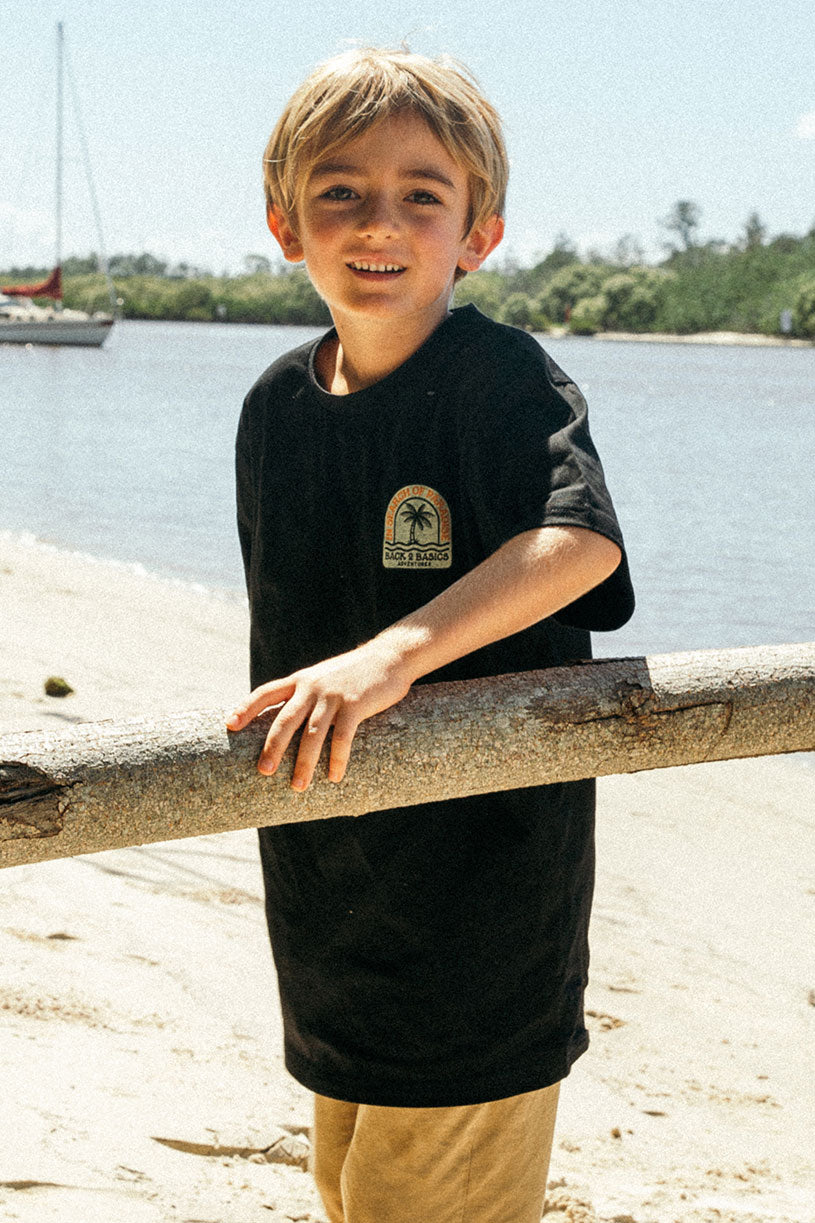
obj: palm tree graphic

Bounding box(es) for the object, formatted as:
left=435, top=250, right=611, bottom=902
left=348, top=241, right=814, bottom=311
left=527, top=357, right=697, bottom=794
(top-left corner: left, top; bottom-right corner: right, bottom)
left=400, top=499, right=434, bottom=545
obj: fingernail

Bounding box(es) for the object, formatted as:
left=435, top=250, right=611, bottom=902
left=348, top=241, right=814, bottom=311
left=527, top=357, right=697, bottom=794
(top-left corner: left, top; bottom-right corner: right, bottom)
left=291, top=775, right=307, bottom=791
left=258, top=761, right=277, bottom=776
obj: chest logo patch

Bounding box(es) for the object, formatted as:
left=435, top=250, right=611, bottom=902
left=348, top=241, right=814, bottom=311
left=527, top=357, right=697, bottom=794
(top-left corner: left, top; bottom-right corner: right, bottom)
left=383, top=485, right=452, bottom=569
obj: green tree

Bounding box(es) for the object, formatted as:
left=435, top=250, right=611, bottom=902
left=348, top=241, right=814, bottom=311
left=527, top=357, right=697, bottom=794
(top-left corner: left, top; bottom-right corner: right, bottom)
left=535, top=233, right=579, bottom=276
left=63, top=253, right=100, bottom=275
left=61, top=273, right=111, bottom=313
left=453, top=269, right=505, bottom=318
left=660, top=199, right=702, bottom=253
left=281, top=268, right=332, bottom=324
left=174, top=280, right=215, bottom=321
left=133, top=253, right=168, bottom=276
left=107, top=253, right=138, bottom=276
left=612, top=234, right=645, bottom=267
left=768, top=233, right=801, bottom=255
left=568, top=295, right=607, bottom=334
left=537, top=264, right=608, bottom=323
left=792, top=278, right=815, bottom=337
left=168, top=261, right=210, bottom=280
left=35, top=218, right=815, bottom=337
left=106, top=252, right=168, bottom=277
left=500, top=292, right=535, bottom=328
left=244, top=254, right=273, bottom=275
left=1, top=263, right=48, bottom=279
left=741, top=211, right=766, bottom=250
left=602, top=268, right=671, bottom=331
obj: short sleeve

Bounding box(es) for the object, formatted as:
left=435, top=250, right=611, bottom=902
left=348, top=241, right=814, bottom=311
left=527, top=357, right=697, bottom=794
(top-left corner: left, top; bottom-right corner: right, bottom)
left=462, top=343, right=634, bottom=632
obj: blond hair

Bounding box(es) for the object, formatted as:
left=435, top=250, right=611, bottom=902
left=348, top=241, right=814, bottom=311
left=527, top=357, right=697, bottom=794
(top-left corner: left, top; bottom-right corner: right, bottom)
left=263, top=47, right=508, bottom=237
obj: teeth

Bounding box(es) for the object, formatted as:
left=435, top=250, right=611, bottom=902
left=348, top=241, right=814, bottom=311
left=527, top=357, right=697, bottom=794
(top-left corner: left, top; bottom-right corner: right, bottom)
left=349, top=261, right=404, bottom=272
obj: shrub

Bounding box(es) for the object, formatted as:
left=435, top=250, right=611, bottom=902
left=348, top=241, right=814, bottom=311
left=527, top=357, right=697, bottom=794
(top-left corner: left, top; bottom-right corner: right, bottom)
left=173, top=281, right=215, bottom=321
left=453, top=269, right=505, bottom=318
left=602, top=268, right=670, bottom=331
left=569, top=295, right=607, bottom=335
left=62, top=274, right=113, bottom=314
left=792, top=278, right=815, bottom=337
left=500, top=292, right=535, bottom=328
left=537, top=264, right=609, bottom=324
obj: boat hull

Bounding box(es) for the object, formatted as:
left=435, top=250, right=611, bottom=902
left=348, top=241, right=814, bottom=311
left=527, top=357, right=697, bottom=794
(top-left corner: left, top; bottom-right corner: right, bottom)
left=0, top=317, right=114, bottom=347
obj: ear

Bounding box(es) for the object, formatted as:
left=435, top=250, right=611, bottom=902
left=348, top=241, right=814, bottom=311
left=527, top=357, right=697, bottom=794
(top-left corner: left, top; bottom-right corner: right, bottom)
left=266, top=203, right=304, bottom=263
left=458, top=213, right=505, bottom=273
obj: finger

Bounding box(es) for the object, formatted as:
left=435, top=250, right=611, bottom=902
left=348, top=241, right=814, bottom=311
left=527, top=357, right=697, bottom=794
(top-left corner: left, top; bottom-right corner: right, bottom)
left=227, top=683, right=293, bottom=731
left=290, top=701, right=338, bottom=791
left=257, top=699, right=313, bottom=775
left=226, top=679, right=297, bottom=730
left=327, top=712, right=361, bottom=784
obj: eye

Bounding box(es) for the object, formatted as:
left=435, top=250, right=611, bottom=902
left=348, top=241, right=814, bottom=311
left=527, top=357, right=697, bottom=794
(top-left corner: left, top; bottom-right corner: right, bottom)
left=319, top=185, right=357, bottom=202
left=406, top=189, right=441, bottom=205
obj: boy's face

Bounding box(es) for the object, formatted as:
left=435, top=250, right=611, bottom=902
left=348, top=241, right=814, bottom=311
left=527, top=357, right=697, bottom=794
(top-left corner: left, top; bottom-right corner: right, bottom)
left=268, top=112, right=503, bottom=333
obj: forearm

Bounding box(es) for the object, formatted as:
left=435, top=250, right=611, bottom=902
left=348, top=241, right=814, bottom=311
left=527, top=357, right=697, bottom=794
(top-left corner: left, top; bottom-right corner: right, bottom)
left=229, top=524, right=621, bottom=788
left=373, top=525, right=622, bottom=685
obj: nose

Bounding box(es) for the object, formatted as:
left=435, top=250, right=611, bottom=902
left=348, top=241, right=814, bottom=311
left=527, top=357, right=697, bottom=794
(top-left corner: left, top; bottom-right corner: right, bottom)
left=357, top=193, right=399, bottom=240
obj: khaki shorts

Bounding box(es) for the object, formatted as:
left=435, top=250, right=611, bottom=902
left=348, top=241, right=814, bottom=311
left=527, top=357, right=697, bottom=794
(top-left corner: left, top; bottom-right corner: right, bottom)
left=312, top=1083, right=560, bottom=1223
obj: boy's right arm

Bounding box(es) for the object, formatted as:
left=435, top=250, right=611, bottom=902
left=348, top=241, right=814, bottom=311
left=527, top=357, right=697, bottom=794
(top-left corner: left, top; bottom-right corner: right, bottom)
left=227, top=523, right=621, bottom=791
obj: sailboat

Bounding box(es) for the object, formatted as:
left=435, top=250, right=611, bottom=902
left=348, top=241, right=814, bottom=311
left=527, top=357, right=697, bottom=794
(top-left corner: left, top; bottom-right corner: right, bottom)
left=0, top=22, right=115, bottom=347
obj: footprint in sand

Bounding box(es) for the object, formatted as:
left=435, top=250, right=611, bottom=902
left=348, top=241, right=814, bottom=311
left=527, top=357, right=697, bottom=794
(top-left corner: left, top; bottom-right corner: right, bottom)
left=0, top=1181, right=160, bottom=1222
left=543, top=1185, right=599, bottom=1221
left=152, top=1124, right=311, bottom=1169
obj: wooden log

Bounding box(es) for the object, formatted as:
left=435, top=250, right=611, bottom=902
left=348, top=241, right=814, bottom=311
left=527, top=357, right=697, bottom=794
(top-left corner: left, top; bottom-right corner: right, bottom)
left=1, top=643, right=813, bottom=870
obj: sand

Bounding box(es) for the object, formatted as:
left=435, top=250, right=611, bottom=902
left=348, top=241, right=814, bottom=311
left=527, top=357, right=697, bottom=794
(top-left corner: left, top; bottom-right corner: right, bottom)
left=589, top=332, right=812, bottom=349
left=1, top=530, right=813, bottom=1223
left=542, top=329, right=813, bottom=348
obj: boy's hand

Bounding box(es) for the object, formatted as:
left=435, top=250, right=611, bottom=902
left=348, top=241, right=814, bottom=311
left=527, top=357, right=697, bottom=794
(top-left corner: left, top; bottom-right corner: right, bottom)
left=227, top=526, right=621, bottom=792
left=226, top=640, right=414, bottom=791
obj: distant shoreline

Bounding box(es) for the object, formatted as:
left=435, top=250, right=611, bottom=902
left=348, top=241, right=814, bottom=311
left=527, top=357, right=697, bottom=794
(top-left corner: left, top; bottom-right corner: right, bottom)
left=41, top=317, right=813, bottom=348
left=98, top=318, right=813, bottom=348
left=546, top=327, right=813, bottom=348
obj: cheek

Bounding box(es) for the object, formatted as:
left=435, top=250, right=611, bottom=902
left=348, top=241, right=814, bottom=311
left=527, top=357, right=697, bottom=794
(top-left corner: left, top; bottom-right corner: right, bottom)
left=414, top=215, right=468, bottom=251
left=301, top=212, right=347, bottom=246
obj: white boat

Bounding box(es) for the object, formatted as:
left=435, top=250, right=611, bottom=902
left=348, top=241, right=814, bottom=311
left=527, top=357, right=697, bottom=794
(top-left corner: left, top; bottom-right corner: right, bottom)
left=0, top=301, right=114, bottom=346
left=0, top=23, right=115, bottom=348
left=0, top=286, right=114, bottom=348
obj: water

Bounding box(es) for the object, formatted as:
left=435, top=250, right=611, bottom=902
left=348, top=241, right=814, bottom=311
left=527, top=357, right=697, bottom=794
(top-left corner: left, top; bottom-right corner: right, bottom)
left=2, top=320, right=813, bottom=659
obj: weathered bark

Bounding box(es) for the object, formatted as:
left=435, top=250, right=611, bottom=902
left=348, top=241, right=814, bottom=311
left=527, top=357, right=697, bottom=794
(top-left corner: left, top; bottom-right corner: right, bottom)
left=1, top=643, right=812, bottom=870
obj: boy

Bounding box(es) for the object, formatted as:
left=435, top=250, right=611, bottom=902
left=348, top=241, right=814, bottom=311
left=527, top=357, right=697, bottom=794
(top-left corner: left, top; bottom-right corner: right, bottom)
left=227, top=47, right=634, bottom=1223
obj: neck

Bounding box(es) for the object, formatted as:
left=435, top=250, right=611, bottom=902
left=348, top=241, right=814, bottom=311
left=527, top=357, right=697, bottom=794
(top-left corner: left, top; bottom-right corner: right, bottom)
left=317, top=305, right=452, bottom=395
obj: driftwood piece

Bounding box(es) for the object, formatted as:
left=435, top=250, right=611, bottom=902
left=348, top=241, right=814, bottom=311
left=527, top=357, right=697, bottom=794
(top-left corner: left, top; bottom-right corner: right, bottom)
left=1, top=643, right=813, bottom=869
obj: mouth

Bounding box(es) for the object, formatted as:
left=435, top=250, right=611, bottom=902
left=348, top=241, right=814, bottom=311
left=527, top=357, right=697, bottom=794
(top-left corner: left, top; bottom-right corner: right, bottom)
left=347, top=260, right=406, bottom=276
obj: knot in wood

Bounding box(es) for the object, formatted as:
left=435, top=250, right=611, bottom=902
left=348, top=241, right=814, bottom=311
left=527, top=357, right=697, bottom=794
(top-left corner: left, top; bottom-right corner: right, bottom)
left=0, top=763, right=67, bottom=840
left=617, top=681, right=659, bottom=730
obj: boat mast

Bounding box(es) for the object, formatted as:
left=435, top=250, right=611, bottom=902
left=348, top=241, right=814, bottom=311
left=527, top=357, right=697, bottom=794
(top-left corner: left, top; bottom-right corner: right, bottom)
left=61, top=22, right=118, bottom=315
left=55, top=21, right=64, bottom=277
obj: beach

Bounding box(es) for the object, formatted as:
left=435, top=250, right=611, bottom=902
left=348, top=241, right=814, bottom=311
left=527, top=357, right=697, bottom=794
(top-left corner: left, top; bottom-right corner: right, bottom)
left=590, top=331, right=812, bottom=348
left=541, top=328, right=813, bottom=348
left=1, top=530, right=813, bottom=1223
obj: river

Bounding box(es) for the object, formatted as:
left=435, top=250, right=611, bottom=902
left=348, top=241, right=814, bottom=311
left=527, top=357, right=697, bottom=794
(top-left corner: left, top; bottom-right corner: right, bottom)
left=2, top=319, right=813, bottom=659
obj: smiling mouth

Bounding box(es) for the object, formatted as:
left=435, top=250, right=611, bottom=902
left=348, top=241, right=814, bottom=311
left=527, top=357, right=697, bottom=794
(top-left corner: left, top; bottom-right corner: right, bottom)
left=347, top=261, right=406, bottom=274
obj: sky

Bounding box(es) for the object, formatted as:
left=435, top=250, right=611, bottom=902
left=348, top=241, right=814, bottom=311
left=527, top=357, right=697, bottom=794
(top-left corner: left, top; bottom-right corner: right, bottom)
left=2, top=0, right=814, bottom=275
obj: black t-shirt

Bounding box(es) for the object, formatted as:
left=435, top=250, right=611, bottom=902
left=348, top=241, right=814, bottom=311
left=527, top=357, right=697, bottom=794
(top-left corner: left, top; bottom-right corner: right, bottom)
left=236, top=305, right=634, bottom=1107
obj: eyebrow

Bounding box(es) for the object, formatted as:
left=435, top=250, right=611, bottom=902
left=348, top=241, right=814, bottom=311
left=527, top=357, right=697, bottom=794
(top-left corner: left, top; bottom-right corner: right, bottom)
left=310, top=163, right=458, bottom=191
